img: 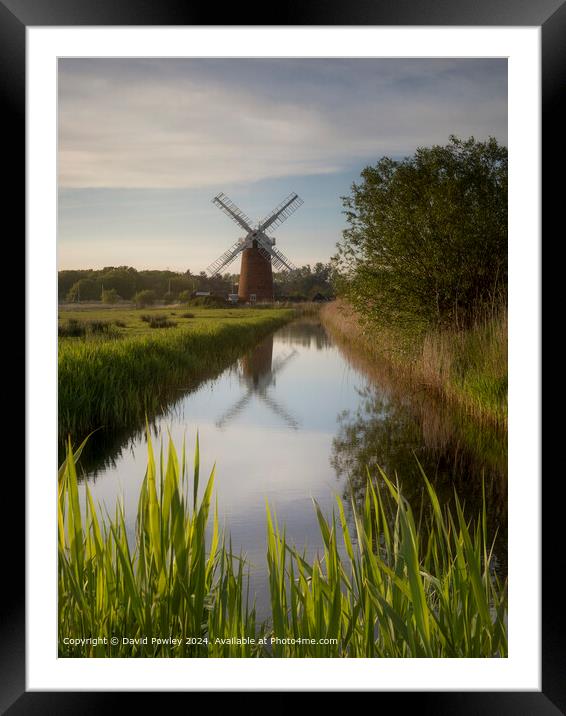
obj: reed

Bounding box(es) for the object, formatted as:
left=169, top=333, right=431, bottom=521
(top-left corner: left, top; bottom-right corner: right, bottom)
left=59, top=434, right=507, bottom=658
left=58, top=432, right=262, bottom=657
left=321, top=300, right=507, bottom=428
left=266, top=467, right=507, bottom=657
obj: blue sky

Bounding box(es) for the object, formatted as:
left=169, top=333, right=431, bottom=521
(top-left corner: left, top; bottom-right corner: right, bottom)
left=58, top=58, right=507, bottom=271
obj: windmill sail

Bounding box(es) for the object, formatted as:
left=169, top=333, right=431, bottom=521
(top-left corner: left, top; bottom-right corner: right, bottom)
left=215, top=389, right=253, bottom=429
left=270, top=349, right=298, bottom=376
left=258, top=393, right=299, bottom=430
left=259, top=193, right=304, bottom=234
left=205, top=239, right=244, bottom=277
left=256, top=238, right=296, bottom=272
left=212, top=192, right=254, bottom=233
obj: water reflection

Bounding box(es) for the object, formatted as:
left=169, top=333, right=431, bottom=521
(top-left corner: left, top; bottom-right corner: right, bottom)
left=74, top=318, right=507, bottom=615
left=72, top=368, right=240, bottom=480
left=274, top=319, right=333, bottom=350
left=76, top=321, right=331, bottom=477
left=329, top=335, right=507, bottom=571
left=216, top=336, right=299, bottom=430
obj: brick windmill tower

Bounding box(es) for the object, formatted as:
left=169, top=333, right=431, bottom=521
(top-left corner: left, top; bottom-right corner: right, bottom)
left=206, top=192, right=303, bottom=302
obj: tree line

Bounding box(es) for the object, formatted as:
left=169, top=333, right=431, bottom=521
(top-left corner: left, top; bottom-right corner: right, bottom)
left=59, top=263, right=335, bottom=303
left=59, top=267, right=230, bottom=303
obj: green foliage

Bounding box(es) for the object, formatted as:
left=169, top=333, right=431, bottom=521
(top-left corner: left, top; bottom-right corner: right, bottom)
left=133, top=290, right=156, bottom=307
left=59, top=266, right=232, bottom=303
left=178, top=290, right=192, bottom=304
left=59, top=318, right=87, bottom=337
left=447, top=309, right=508, bottom=422
left=101, top=288, right=120, bottom=304
left=58, top=318, right=114, bottom=338
left=334, top=136, right=507, bottom=331
left=186, top=295, right=227, bottom=308
left=98, top=267, right=137, bottom=298
left=88, top=320, right=113, bottom=335
left=274, top=262, right=334, bottom=301
left=59, top=434, right=507, bottom=658
left=59, top=270, right=90, bottom=301
left=144, top=314, right=177, bottom=329
left=66, top=278, right=100, bottom=302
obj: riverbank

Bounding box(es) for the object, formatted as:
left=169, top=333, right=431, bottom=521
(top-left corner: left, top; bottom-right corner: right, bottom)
left=321, top=299, right=507, bottom=429
left=59, top=306, right=295, bottom=441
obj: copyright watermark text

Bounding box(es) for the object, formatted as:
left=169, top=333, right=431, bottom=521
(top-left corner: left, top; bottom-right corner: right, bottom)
left=61, top=635, right=338, bottom=649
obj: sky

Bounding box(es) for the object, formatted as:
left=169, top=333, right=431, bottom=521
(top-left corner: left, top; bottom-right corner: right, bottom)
left=58, top=58, right=507, bottom=272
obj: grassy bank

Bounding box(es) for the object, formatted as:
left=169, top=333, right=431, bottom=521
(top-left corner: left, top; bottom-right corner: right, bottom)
left=59, top=306, right=294, bottom=441
left=59, top=434, right=507, bottom=658
left=321, top=300, right=507, bottom=428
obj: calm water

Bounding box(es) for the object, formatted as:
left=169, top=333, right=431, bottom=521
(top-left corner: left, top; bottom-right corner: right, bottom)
left=78, top=319, right=507, bottom=619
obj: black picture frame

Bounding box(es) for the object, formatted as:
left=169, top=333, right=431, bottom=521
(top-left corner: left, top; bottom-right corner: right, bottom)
left=8, top=0, right=557, bottom=708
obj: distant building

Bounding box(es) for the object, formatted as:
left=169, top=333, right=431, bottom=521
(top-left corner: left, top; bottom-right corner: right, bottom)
left=311, top=293, right=329, bottom=302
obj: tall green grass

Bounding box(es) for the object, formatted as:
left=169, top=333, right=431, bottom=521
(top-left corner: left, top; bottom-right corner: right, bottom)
left=266, top=468, right=506, bottom=657
left=59, top=433, right=261, bottom=657
left=322, top=300, right=507, bottom=427
left=59, top=434, right=507, bottom=658
left=59, top=310, right=294, bottom=441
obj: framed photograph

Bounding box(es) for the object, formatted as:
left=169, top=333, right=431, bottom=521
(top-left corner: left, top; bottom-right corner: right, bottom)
left=9, top=0, right=557, bottom=708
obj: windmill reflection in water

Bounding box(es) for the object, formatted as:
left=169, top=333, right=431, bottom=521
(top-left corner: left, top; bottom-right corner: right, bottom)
left=216, top=335, right=299, bottom=430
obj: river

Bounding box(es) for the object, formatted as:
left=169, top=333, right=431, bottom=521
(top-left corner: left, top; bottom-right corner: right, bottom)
left=77, top=318, right=507, bottom=620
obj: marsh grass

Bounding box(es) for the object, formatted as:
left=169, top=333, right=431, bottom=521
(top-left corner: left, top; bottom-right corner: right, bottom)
left=58, top=318, right=116, bottom=338
left=58, top=318, right=86, bottom=337
left=59, top=434, right=507, bottom=658
left=322, top=300, right=507, bottom=427
left=140, top=314, right=177, bottom=328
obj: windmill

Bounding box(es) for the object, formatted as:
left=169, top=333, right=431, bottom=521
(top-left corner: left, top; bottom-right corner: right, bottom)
left=206, top=192, right=303, bottom=302
left=216, top=335, right=299, bottom=430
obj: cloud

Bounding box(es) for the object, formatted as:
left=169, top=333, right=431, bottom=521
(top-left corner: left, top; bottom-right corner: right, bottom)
left=58, top=59, right=507, bottom=189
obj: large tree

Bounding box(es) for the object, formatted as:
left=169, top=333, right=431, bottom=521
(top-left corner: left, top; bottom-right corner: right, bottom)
left=334, top=136, right=507, bottom=331
left=274, top=262, right=334, bottom=300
